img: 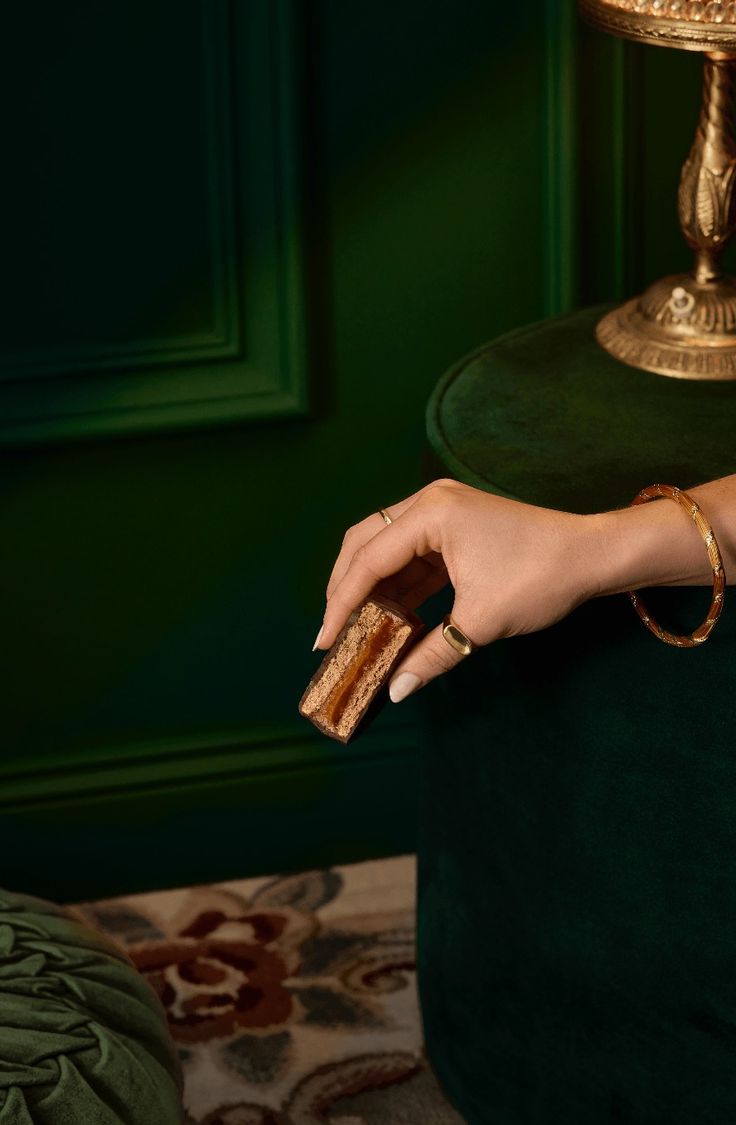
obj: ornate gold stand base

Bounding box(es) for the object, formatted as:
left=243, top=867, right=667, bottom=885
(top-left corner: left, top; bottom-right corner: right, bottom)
left=597, top=273, right=736, bottom=380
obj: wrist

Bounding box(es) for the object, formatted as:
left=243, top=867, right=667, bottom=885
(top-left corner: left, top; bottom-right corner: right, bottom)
left=586, top=498, right=713, bottom=599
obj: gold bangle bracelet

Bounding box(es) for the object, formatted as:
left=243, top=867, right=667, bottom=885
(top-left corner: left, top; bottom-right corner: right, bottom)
left=627, top=483, right=726, bottom=648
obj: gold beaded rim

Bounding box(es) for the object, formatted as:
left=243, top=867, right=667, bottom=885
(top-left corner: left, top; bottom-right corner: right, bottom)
left=578, top=0, right=736, bottom=54
left=628, top=483, right=726, bottom=648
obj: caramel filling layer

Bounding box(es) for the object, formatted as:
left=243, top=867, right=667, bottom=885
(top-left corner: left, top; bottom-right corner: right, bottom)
left=301, top=601, right=413, bottom=740
left=327, top=617, right=397, bottom=728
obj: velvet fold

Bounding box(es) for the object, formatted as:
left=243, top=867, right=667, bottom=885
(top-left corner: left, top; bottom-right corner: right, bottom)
left=0, top=889, right=182, bottom=1124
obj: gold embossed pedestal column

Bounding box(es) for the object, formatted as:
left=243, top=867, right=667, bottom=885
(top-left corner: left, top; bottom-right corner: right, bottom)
left=580, top=1, right=736, bottom=378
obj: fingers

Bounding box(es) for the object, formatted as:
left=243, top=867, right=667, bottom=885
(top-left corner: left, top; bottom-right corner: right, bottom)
left=388, top=565, right=449, bottom=611
left=388, top=615, right=473, bottom=703
left=320, top=504, right=433, bottom=648
left=324, top=484, right=440, bottom=602
left=326, top=483, right=454, bottom=607
left=374, top=553, right=448, bottom=608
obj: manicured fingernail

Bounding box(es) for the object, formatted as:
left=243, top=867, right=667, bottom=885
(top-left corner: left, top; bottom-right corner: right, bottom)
left=389, top=672, right=422, bottom=703
left=312, top=626, right=324, bottom=652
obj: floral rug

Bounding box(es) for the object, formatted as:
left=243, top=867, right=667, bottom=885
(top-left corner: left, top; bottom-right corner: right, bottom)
left=73, top=853, right=465, bottom=1124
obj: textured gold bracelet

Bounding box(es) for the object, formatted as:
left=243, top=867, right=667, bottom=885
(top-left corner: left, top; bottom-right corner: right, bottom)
left=628, top=483, right=726, bottom=648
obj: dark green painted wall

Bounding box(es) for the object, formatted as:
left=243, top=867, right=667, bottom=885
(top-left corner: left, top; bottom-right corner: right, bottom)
left=0, top=1, right=713, bottom=900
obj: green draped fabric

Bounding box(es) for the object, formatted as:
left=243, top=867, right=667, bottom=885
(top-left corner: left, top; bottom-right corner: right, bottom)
left=417, top=306, right=736, bottom=1124
left=0, top=889, right=182, bottom=1124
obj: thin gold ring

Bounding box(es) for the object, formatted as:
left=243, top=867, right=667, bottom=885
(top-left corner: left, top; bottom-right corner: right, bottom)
left=442, top=615, right=476, bottom=657
left=378, top=508, right=393, bottom=526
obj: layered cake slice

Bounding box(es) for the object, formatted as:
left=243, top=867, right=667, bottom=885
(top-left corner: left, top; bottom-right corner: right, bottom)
left=299, top=595, right=424, bottom=743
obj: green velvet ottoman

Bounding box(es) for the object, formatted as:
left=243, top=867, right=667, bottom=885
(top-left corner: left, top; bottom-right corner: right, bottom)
left=417, top=306, right=736, bottom=1124
left=0, top=888, right=182, bottom=1124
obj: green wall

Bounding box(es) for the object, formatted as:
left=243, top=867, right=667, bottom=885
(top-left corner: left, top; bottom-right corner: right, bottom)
left=0, top=2, right=712, bottom=900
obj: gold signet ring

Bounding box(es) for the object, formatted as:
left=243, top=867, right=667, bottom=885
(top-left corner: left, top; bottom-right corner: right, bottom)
left=378, top=508, right=393, bottom=525
left=442, top=615, right=476, bottom=657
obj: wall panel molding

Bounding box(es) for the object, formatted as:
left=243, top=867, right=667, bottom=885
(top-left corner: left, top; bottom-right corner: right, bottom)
left=0, top=721, right=420, bottom=808
left=0, top=0, right=308, bottom=445
left=0, top=5, right=239, bottom=380
left=0, top=722, right=421, bottom=901
left=543, top=0, right=580, bottom=316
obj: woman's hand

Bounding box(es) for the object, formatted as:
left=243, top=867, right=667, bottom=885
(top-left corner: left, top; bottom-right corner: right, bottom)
left=314, top=479, right=606, bottom=702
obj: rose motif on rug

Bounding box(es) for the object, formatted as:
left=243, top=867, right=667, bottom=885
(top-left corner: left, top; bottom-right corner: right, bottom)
left=130, top=907, right=301, bottom=1043
left=74, top=859, right=450, bottom=1123
left=102, top=881, right=318, bottom=1047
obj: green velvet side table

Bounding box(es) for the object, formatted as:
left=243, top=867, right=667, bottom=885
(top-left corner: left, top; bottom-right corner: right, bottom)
left=416, top=306, right=736, bottom=1125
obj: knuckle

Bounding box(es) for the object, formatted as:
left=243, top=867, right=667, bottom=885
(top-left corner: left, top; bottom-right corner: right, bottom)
left=341, top=526, right=358, bottom=550
left=352, top=543, right=371, bottom=568
left=353, top=544, right=381, bottom=581
left=330, top=588, right=348, bottom=614
left=423, top=636, right=457, bottom=674
left=326, top=585, right=353, bottom=622
left=421, top=483, right=453, bottom=514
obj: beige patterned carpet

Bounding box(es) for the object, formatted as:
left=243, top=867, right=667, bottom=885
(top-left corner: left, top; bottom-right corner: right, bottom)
left=73, top=854, right=466, bottom=1124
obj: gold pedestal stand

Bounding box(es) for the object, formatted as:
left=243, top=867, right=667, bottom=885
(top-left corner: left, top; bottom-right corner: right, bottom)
left=580, top=1, right=736, bottom=380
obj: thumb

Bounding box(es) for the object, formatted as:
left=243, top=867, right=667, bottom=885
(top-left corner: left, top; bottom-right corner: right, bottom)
left=388, top=613, right=475, bottom=703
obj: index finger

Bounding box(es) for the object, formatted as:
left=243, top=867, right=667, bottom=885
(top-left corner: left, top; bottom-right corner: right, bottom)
left=324, top=486, right=429, bottom=602
left=319, top=503, right=432, bottom=648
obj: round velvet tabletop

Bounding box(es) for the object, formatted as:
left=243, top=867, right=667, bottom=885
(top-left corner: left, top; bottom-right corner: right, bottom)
left=426, top=304, right=736, bottom=513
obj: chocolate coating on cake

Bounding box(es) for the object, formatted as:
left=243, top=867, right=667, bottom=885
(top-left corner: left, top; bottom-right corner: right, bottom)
left=299, top=596, right=424, bottom=743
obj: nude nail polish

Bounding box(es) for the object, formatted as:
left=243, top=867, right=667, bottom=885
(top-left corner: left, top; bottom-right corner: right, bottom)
left=389, top=672, right=422, bottom=703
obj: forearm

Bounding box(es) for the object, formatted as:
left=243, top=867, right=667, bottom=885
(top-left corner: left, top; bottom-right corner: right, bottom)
left=590, top=473, right=736, bottom=596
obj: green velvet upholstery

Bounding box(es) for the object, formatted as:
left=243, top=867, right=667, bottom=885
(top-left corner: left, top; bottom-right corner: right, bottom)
left=417, top=306, right=736, bottom=1124
left=0, top=889, right=182, bottom=1124
left=426, top=305, right=736, bottom=511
